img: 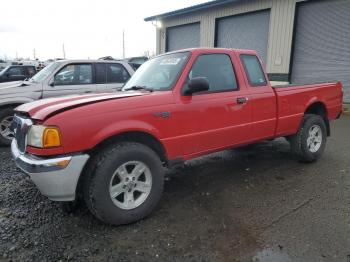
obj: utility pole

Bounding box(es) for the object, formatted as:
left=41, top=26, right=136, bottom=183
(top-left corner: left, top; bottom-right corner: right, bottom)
left=33, top=48, right=36, bottom=60
left=16, top=51, right=18, bottom=60
left=122, top=30, right=125, bottom=59
left=62, top=43, right=66, bottom=59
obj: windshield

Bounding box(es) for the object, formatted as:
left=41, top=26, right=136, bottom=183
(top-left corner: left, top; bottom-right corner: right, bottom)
left=122, top=52, right=190, bottom=91
left=30, top=62, right=61, bottom=83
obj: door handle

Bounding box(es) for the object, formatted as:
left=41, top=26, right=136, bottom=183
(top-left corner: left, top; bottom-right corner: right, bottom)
left=84, top=91, right=92, bottom=93
left=237, top=97, right=248, bottom=104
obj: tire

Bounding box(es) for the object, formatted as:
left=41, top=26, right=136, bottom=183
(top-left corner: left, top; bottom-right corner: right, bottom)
left=0, top=107, right=15, bottom=146
left=289, top=114, right=327, bottom=162
left=83, top=142, right=164, bottom=225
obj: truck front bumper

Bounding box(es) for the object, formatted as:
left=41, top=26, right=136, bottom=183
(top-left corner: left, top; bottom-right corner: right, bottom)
left=11, top=140, right=89, bottom=201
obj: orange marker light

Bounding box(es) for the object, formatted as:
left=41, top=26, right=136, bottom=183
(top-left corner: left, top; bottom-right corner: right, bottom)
left=43, top=127, right=61, bottom=148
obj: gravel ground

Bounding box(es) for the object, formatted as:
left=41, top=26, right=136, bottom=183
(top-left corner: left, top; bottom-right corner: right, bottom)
left=0, top=115, right=349, bottom=262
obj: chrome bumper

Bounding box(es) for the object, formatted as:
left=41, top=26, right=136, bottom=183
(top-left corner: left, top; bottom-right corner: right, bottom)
left=11, top=140, right=90, bottom=201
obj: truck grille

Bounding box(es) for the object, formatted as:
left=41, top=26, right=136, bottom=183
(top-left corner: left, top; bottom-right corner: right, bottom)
left=12, top=115, right=32, bottom=153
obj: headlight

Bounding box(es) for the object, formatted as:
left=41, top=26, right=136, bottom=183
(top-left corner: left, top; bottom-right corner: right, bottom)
left=27, top=125, right=61, bottom=148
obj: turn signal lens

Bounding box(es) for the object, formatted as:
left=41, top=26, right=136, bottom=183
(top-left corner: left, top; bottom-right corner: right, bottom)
left=43, top=127, right=61, bottom=148
left=56, top=159, right=70, bottom=168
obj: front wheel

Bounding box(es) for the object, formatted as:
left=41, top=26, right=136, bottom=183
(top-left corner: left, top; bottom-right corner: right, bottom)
left=83, top=142, right=164, bottom=225
left=289, top=114, right=327, bottom=162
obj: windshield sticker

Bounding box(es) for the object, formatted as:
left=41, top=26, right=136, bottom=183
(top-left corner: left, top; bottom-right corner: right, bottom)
left=160, top=58, right=181, bottom=65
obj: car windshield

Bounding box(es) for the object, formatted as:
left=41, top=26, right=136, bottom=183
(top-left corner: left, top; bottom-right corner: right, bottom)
left=29, top=61, right=61, bottom=83
left=122, top=52, right=190, bottom=91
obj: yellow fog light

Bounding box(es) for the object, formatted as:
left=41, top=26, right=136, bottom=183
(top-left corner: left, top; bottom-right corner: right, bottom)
left=43, top=127, right=61, bottom=148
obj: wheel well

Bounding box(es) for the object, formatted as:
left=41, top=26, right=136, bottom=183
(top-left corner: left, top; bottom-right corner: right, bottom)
left=74, top=131, right=168, bottom=202
left=304, top=102, right=330, bottom=136
left=0, top=103, right=22, bottom=111
left=88, top=131, right=168, bottom=164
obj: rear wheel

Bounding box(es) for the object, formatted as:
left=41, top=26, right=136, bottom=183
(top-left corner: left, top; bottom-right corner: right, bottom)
left=289, top=114, right=327, bottom=162
left=0, top=107, right=15, bottom=146
left=83, top=142, right=164, bottom=225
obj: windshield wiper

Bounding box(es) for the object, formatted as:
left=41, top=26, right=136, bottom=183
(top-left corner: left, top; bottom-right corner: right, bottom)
left=124, top=85, right=153, bottom=92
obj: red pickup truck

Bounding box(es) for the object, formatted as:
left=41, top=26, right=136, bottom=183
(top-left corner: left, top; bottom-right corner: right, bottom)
left=11, top=48, right=343, bottom=225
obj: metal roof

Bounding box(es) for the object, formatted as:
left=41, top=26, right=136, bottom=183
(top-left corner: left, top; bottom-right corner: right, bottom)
left=144, top=0, right=247, bottom=21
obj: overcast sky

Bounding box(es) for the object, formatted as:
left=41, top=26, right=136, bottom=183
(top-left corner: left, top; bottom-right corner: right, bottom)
left=0, top=0, right=208, bottom=60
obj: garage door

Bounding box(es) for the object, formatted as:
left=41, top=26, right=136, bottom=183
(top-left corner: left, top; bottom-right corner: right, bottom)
left=216, top=10, right=270, bottom=62
left=291, top=0, right=350, bottom=102
left=166, top=23, right=200, bottom=52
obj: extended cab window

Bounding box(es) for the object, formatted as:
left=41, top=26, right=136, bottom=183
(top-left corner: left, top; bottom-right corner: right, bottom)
left=188, top=54, right=238, bottom=92
left=240, top=55, right=267, bottom=86
left=54, top=64, right=92, bottom=86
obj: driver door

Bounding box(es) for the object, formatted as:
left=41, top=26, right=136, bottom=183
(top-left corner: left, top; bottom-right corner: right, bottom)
left=42, top=63, right=96, bottom=98
left=177, top=53, right=252, bottom=155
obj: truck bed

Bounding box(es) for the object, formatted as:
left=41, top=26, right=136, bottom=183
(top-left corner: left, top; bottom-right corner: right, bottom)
left=273, top=81, right=343, bottom=137
left=273, top=81, right=339, bottom=89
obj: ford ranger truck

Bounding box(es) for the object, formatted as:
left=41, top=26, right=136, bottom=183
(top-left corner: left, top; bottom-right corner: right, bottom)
left=11, top=48, right=343, bottom=225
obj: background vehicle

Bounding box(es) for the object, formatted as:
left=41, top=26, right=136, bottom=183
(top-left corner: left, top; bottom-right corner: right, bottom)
left=0, top=65, right=37, bottom=83
left=124, top=56, right=149, bottom=70
left=11, top=48, right=342, bottom=225
left=0, top=59, right=7, bottom=70
left=0, top=59, right=134, bottom=145
left=99, top=56, right=149, bottom=70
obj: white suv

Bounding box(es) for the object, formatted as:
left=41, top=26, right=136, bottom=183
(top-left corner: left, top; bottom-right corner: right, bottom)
left=0, top=59, right=135, bottom=145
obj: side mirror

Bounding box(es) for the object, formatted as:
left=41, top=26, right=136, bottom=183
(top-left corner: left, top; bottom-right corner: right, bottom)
left=184, top=77, right=209, bottom=95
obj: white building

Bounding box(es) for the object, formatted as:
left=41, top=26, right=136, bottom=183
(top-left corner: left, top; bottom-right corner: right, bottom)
left=145, top=0, right=350, bottom=102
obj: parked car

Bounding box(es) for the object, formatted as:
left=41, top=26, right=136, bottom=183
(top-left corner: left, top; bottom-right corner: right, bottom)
left=124, top=56, right=149, bottom=70
left=11, top=48, right=342, bottom=225
left=0, top=59, right=134, bottom=145
left=0, top=65, right=37, bottom=83
left=0, top=59, right=7, bottom=70
left=99, top=56, right=149, bottom=70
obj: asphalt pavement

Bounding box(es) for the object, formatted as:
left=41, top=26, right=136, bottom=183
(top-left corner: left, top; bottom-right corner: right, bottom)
left=0, top=115, right=349, bottom=262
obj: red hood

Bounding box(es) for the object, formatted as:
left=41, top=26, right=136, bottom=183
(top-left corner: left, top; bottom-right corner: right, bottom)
left=15, top=92, right=148, bottom=120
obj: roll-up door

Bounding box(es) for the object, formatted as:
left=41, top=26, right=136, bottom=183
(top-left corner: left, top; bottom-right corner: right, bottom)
left=166, top=23, right=200, bottom=52
left=291, top=0, right=350, bottom=102
left=216, top=10, right=271, bottom=63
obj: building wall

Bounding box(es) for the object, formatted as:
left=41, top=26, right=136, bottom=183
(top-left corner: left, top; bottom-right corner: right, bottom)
left=156, top=0, right=307, bottom=77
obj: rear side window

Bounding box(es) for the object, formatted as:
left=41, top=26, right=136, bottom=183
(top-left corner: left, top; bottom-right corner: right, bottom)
left=129, top=57, right=147, bottom=64
left=240, top=55, right=267, bottom=86
left=106, top=63, right=130, bottom=83
left=26, top=67, right=36, bottom=76
left=188, top=54, right=238, bottom=92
